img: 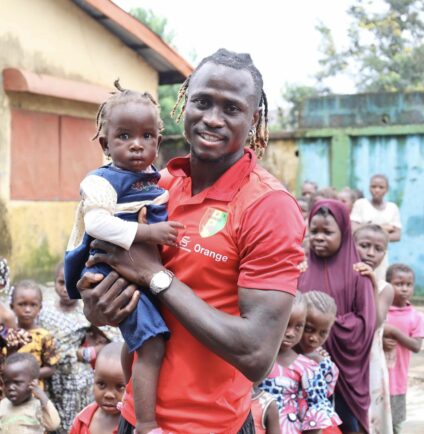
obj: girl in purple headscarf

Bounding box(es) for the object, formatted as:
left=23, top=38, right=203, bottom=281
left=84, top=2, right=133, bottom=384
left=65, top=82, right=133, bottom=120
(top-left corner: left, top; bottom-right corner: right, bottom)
left=298, top=199, right=376, bottom=434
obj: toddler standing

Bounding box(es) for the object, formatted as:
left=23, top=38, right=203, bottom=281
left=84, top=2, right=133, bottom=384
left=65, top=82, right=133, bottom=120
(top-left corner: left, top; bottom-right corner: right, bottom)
left=0, top=352, right=60, bottom=433
left=70, top=342, right=126, bottom=434
left=64, top=80, right=183, bottom=434
left=383, top=264, right=424, bottom=434
left=10, top=280, right=59, bottom=389
left=295, top=290, right=342, bottom=433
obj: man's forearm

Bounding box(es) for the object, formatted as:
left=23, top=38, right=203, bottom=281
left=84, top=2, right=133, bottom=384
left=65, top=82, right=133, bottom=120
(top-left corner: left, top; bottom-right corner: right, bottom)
left=159, top=278, right=292, bottom=381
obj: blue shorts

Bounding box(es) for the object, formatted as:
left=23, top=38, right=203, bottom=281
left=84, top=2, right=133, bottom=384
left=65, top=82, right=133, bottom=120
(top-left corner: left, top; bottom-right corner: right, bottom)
left=86, top=262, right=169, bottom=352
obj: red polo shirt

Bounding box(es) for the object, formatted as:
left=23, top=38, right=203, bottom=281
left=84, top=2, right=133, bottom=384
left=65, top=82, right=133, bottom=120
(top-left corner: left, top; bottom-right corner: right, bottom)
left=69, top=403, right=118, bottom=434
left=122, top=148, right=305, bottom=433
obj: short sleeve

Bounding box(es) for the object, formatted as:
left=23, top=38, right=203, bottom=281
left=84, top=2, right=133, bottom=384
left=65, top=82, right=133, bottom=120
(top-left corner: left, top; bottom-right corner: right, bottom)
left=41, top=333, right=60, bottom=367
left=411, top=310, right=424, bottom=338
left=237, top=191, right=305, bottom=295
left=350, top=198, right=366, bottom=223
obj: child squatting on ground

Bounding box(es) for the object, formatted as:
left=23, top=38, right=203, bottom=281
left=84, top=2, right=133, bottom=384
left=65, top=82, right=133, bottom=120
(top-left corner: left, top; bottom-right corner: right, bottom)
left=70, top=342, right=126, bottom=434
left=64, top=80, right=184, bottom=434
left=353, top=223, right=394, bottom=434
left=0, top=352, right=60, bottom=433
left=383, top=263, right=424, bottom=434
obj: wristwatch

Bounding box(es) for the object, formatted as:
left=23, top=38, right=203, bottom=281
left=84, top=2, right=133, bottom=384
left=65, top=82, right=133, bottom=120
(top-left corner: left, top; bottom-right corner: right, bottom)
left=150, top=269, right=174, bottom=295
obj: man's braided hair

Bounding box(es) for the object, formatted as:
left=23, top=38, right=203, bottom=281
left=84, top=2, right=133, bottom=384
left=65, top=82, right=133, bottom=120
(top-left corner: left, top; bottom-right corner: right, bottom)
left=93, top=79, right=163, bottom=142
left=171, top=48, right=269, bottom=159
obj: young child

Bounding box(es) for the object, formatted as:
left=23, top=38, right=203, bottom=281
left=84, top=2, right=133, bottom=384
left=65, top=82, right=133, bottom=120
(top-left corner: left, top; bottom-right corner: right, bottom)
left=251, top=383, right=280, bottom=434
left=350, top=174, right=402, bottom=280
left=353, top=223, right=394, bottom=434
left=295, top=290, right=342, bottom=433
left=64, top=81, right=183, bottom=434
left=39, top=261, right=93, bottom=434
left=10, top=280, right=59, bottom=389
left=0, top=352, right=60, bottom=433
left=298, top=199, right=376, bottom=433
left=383, top=264, right=424, bottom=434
left=70, top=342, right=126, bottom=434
left=260, top=291, right=330, bottom=434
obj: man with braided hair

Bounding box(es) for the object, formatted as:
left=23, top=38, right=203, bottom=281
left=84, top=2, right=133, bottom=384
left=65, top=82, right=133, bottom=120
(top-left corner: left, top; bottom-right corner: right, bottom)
left=79, top=49, right=305, bottom=434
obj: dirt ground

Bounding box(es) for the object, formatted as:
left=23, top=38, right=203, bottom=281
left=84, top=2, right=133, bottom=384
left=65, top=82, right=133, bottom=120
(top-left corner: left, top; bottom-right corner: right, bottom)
left=403, top=325, right=424, bottom=433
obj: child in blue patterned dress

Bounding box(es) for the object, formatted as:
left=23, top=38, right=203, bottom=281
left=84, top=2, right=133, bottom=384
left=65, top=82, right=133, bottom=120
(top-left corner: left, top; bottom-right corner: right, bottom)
left=295, top=290, right=342, bottom=434
left=64, top=80, right=183, bottom=434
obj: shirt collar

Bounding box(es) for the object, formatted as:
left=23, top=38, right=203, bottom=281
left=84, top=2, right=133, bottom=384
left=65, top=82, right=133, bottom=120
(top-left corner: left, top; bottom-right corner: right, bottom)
left=166, top=148, right=257, bottom=201
left=78, top=402, right=99, bottom=425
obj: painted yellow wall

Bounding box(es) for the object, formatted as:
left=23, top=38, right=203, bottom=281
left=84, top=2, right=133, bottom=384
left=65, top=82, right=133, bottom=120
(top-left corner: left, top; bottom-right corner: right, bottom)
left=260, top=138, right=299, bottom=194
left=0, top=0, right=161, bottom=279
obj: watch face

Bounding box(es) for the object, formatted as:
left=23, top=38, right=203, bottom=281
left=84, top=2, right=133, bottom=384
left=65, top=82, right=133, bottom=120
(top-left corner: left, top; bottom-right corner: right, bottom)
left=157, top=272, right=170, bottom=287
left=151, top=270, right=173, bottom=293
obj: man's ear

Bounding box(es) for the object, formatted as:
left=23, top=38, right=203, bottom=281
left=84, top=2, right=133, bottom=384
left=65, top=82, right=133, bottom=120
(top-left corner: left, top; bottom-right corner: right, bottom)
left=251, top=110, right=260, bottom=131
left=99, top=136, right=109, bottom=156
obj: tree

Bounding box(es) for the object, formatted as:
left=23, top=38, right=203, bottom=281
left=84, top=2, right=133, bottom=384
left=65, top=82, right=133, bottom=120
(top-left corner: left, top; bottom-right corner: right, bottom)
left=272, top=84, right=328, bottom=131
left=316, top=0, right=424, bottom=92
left=130, top=8, right=184, bottom=135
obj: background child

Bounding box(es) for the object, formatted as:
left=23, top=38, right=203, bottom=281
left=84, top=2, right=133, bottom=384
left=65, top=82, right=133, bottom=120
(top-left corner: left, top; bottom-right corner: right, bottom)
left=39, top=261, right=93, bottom=434
left=296, top=290, right=342, bottom=433
left=251, top=382, right=280, bottom=434
left=383, top=264, right=424, bottom=434
left=350, top=174, right=402, bottom=280
left=70, top=342, right=125, bottom=434
left=298, top=199, right=376, bottom=434
left=64, top=81, right=183, bottom=434
left=260, top=291, right=328, bottom=434
left=10, top=280, right=59, bottom=389
left=0, top=352, right=60, bottom=433
left=353, top=223, right=394, bottom=434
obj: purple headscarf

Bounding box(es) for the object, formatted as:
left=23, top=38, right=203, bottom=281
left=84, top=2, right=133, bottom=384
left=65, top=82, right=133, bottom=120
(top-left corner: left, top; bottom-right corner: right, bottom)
left=298, top=199, right=376, bottom=432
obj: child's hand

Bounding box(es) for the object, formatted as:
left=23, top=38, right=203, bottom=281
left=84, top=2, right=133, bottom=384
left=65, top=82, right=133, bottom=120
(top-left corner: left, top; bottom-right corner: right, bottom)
left=353, top=262, right=377, bottom=289
left=353, top=262, right=374, bottom=277
left=384, top=323, right=398, bottom=338
left=297, top=259, right=308, bottom=272
left=32, top=385, right=49, bottom=407
left=147, top=221, right=185, bottom=246
left=383, top=336, right=397, bottom=352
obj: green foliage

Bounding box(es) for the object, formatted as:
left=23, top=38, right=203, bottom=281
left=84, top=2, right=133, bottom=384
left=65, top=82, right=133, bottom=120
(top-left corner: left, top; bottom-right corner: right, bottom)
left=130, top=7, right=183, bottom=135
left=317, top=0, right=424, bottom=92
left=130, top=8, right=175, bottom=45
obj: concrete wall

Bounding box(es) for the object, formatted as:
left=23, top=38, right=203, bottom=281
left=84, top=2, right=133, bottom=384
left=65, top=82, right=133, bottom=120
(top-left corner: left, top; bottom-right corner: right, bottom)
left=0, top=0, right=161, bottom=280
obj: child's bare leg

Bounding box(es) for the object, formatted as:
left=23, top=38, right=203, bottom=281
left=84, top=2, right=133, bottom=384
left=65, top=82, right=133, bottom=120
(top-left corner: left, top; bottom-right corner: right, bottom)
left=133, top=336, right=165, bottom=434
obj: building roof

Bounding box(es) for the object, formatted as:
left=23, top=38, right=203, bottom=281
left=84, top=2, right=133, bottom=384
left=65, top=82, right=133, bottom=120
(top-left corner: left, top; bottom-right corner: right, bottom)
left=72, top=0, right=193, bottom=84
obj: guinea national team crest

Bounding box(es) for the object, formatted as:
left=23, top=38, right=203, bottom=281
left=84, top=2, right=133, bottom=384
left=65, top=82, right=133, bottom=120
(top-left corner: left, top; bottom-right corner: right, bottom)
left=199, top=208, right=228, bottom=238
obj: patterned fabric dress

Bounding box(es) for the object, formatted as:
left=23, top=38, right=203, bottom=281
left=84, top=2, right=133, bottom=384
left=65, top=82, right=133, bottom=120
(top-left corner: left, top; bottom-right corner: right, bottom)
left=18, top=327, right=60, bottom=389
left=39, top=299, right=93, bottom=434
left=260, top=354, right=339, bottom=434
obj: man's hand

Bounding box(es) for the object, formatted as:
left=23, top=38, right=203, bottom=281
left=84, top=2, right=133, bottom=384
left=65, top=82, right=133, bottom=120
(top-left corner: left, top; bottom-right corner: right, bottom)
left=77, top=272, right=139, bottom=327
left=86, top=240, right=164, bottom=287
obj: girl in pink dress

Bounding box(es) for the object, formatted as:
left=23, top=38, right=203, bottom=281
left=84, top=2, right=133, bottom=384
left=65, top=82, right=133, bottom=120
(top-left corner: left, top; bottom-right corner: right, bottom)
left=260, top=292, right=334, bottom=434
